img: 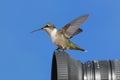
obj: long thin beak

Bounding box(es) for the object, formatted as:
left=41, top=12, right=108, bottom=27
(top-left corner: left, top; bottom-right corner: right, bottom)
left=31, top=28, right=43, bottom=33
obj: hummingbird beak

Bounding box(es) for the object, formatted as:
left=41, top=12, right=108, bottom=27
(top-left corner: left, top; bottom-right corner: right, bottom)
left=31, top=28, right=43, bottom=33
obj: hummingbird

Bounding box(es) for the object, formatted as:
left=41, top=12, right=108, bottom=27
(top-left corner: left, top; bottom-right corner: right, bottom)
left=32, top=14, right=89, bottom=52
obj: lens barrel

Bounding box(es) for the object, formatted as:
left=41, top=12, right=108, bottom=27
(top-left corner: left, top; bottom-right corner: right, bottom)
left=51, top=52, right=120, bottom=80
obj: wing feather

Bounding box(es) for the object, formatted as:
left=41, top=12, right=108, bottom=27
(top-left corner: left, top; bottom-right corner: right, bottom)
left=61, top=14, right=89, bottom=38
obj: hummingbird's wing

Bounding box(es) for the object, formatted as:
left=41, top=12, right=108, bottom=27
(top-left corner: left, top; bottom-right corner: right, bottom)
left=61, top=14, right=89, bottom=39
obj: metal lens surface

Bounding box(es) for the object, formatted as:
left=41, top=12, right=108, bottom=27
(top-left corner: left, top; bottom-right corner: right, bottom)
left=51, top=52, right=120, bottom=80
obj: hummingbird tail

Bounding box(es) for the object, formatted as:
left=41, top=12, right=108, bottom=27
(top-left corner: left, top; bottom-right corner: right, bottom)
left=69, top=42, right=87, bottom=52
left=74, top=47, right=87, bottom=52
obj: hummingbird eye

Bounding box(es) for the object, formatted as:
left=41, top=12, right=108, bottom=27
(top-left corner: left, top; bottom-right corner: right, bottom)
left=45, top=24, right=49, bottom=28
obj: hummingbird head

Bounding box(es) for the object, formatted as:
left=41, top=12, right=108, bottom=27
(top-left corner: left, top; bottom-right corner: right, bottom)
left=41, top=23, right=56, bottom=30
left=41, top=23, right=57, bottom=35
left=31, top=23, right=56, bottom=34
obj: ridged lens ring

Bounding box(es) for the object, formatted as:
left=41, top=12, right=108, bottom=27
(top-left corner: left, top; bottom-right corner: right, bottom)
left=51, top=52, right=120, bottom=80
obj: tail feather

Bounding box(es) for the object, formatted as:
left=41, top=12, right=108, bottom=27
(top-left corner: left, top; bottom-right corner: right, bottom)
left=69, top=42, right=87, bottom=52
left=75, top=47, right=85, bottom=51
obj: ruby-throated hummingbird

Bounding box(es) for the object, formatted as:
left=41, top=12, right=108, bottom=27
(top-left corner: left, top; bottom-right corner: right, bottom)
left=32, top=14, right=89, bottom=52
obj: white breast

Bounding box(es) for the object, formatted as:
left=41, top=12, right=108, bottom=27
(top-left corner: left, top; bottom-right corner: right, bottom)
left=50, top=29, right=57, bottom=42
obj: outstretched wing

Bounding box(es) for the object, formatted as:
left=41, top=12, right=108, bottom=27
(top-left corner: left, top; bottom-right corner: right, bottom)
left=61, top=14, right=89, bottom=39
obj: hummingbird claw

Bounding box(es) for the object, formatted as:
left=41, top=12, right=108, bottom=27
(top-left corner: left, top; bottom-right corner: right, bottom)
left=54, top=48, right=59, bottom=52
left=54, top=48, right=65, bottom=53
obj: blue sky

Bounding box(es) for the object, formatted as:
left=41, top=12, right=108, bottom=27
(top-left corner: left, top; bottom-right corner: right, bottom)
left=0, top=0, right=120, bottom=80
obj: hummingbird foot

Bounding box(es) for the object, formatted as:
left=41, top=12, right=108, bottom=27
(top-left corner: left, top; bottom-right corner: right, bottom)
left=56, top=47, right=60, bottom=50
left=54, top=48, right=65, bottom=52
left=54, top=48, right=60, bottom=53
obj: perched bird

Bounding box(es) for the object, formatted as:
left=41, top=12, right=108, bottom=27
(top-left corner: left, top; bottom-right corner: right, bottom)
left=32, top=14, right=89, bottom=52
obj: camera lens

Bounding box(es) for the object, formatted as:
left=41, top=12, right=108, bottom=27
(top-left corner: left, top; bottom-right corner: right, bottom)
left=51, top=52, right=120, bottom=80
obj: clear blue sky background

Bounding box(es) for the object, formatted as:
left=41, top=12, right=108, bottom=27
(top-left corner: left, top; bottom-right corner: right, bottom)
left=0, top=0, right=120, bottom=80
